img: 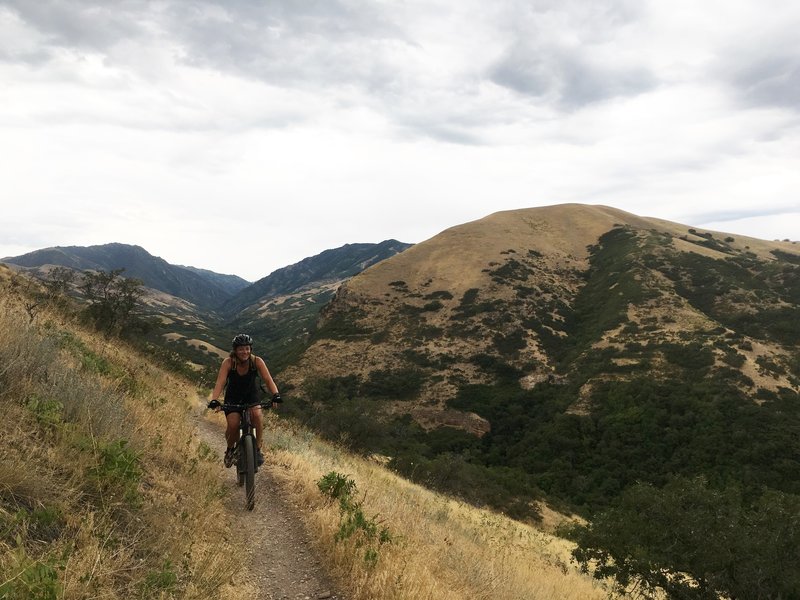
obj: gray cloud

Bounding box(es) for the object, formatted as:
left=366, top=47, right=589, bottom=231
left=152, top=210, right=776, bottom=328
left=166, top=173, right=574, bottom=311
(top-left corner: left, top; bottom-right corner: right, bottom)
left=3, top=0, right=659, bottom=142
left=1, top=0, right=150, bottom=60
left=2, top=0, right=797, bottom=148
left=2, top=0, right=407, bottom=88
left=490, top=43, right=656, bottom=109
left=690, top=205, right=800, bottom=226
left=730, top=53, right=800, bottom=110
left=708, top=7, right=800, bottom=113
left=486, top=0, right=655, bottom=109
left=162, top=0, right=409, bottom=89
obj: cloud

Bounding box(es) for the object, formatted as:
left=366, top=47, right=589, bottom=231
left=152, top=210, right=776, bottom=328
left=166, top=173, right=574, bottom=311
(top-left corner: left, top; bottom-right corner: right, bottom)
left=1, top=0, right=150, bottom=60
left=728, top=52, right=800, bottom=110
left=700, top=2, right=800, bottom=112
left=490, top=43, right=656, bottom=109
left=161, top=0, right=409, bottom=90
left=1, top=0, right=799, bottom=280
left=486, top=0, right=656, bottom=109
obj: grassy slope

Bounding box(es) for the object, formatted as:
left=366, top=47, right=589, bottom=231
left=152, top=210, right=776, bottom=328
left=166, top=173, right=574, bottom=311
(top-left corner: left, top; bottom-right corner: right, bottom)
left=0, top=273, right=241, bottom=599
left=261, top=416, right=607, bottom=600
left=1, top=266, right=608, bottom=599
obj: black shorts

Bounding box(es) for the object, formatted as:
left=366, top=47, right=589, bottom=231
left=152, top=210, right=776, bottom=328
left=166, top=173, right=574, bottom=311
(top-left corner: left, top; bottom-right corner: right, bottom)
left=222, top=399, right=260, bottom=414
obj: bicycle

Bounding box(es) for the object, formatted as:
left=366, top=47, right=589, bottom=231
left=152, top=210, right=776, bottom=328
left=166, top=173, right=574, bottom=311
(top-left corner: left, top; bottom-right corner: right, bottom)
left=207, top=399, right=270, bottom=510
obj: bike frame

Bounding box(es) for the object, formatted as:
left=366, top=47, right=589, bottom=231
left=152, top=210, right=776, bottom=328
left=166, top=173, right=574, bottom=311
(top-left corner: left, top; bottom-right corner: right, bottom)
left=222, top=401, right=269, bottom=511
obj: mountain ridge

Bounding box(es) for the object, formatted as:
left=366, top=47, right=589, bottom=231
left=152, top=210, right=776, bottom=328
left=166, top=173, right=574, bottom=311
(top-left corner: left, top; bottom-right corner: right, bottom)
left=2, top=239, right=413, bottom=376
left=2, top=242, right=247, bottom=310
left=220, top=239, right=413, bottom=316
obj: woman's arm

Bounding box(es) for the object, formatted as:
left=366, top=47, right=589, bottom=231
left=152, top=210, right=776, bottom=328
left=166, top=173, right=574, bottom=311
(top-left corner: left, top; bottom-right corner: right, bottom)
left=255, top=356, right=279, bottom=395
left=210, top=357, right=232, bottom=400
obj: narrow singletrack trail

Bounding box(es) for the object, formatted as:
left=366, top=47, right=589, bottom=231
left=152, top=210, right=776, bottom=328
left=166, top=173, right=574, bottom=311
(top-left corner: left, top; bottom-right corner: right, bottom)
left=194, top=404, right=342, bottom=600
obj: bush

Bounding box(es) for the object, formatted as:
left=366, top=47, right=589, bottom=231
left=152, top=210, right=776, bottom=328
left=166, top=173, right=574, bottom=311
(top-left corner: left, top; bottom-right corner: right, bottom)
left=361, top=368, right=424, bottom=400
left=564, top=477, right=800, bottom=600
left=317, top=472, right=392, bottom=566
left=0, top=551, right=61, bottom=600
left=87, top=439, right=142, bottom=506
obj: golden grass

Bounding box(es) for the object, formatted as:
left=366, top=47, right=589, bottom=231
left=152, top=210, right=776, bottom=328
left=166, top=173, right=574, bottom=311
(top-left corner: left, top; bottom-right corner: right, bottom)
left=1, top=265, right=605, bottom=599
left=0, top=282, right=242, bottom=599
left=261, top=416, right=607, bottom=600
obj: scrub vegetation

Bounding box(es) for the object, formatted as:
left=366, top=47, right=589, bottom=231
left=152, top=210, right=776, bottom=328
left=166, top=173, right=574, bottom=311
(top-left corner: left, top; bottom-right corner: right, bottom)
left=0, top=265, right=609, bottom=600
left=282, top=220, right=800, bottom=599
left=0, top=270, right=238, bottom=599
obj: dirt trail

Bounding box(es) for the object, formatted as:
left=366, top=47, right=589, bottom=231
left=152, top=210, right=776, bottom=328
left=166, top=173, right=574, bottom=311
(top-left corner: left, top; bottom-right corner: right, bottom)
left=194, top=405, right=342, bottom=600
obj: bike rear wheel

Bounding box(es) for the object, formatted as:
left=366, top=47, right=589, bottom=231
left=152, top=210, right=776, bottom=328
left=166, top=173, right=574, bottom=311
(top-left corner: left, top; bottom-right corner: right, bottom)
left=243, top=435, right=256, bottom=510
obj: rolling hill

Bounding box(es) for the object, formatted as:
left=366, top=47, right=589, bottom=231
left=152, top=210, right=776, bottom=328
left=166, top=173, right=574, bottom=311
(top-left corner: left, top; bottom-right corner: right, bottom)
left=278, top=203, right=800, bottom=516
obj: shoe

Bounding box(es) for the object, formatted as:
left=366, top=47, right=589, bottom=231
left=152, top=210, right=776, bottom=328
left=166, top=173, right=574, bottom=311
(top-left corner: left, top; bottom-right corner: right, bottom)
left=256, top=448, right=264, bottom=467
left=224, top=447, right=236, bottom=468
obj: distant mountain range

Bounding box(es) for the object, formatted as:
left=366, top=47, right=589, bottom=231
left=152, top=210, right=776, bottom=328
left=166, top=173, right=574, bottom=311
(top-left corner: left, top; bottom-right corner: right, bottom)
left=2, top=243, right=249, bottom=310
left=3, top=240, right=411, bottom=314
left=220, top=240, right=413, bottom=315
left=2, top=239, right=412, bottom=372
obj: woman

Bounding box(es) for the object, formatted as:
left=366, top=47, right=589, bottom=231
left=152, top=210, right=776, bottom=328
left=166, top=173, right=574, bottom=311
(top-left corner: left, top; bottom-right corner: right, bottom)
left=209, top=333, right=281, bottom=467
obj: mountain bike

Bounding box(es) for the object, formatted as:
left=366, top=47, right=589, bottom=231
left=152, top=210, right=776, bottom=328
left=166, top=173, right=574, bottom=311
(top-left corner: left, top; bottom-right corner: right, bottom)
left=207, top=400, right=270, bottom=510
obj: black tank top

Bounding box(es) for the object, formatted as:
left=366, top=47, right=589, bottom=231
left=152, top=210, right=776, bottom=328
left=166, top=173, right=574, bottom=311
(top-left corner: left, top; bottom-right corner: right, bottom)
left=224, top=359, right=259, bottom=405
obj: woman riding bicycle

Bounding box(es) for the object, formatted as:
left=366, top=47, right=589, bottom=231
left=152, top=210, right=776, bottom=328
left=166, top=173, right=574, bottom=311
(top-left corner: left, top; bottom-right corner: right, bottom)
left=209, top=333, right=281, bottom=467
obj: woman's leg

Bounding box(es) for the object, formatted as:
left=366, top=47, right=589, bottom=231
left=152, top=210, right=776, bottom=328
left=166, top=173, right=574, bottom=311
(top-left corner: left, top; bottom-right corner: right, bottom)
left=225, top=411, right=241, bottom=448
left=249, top=405, right=264, bottom=450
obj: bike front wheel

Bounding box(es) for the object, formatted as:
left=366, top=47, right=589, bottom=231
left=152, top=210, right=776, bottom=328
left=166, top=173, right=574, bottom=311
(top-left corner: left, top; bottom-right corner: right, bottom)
left=243, top=435, right=256, bottom=510
left=236, top=446, right=245, bottom=487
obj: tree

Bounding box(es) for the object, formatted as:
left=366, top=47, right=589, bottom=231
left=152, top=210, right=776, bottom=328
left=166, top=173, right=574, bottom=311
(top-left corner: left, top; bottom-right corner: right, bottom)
left=80, top=269, right=146, bottom=336
left=44, top=267, right=76, bottom=302
left=563, top=477, right=800, bottom=599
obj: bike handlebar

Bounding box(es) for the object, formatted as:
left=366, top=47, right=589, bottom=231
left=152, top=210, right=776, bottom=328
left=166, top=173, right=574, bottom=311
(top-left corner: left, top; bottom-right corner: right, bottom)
left=207, top=400, right=273, bottom=411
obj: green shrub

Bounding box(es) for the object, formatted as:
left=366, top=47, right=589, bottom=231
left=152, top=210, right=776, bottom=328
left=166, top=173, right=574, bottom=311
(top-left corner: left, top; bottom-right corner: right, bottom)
left=423, top=290, right=453, bottom=300
left=318, top=471, right=357, bottom=501
left=317, top=472, right=392, bottom=566
left=0, top=547, right=61, bottom=600
left=721, top=350, right=746, bottom=368
left=421, top=300, right=443, bottom=311
left=493, top=331, right=527, bottom=356
left=564, top=478, right=800, bottom=600
left=140, top=561, right=179, bottom=595
left=88, top=439, right=142, bottom=506
left=661, top=342, right=714, bottom=370
left=361, top=368, right=424, bottom=400
left=24, top=394, right=64, bottom=431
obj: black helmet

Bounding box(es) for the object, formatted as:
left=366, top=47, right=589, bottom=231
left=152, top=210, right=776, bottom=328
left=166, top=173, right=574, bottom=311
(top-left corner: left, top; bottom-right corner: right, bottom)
left=232, top=333, right=253, bottom=348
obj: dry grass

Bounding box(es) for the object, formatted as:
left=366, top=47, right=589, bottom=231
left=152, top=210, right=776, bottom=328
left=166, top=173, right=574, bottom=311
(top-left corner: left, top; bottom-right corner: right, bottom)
left=260, top=416, right=607, bottom=600
left=0, top=281, right=242, bottom=599
left=1, top=263, right=605, bottom=600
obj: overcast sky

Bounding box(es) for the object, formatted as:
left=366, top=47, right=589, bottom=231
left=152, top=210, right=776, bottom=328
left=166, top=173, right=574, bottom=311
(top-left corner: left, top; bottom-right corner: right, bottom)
left=1, top=0, right=798, bottom=281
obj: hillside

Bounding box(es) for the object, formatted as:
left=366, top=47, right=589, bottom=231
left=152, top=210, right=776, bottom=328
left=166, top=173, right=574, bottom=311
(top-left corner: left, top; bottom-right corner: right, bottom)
left=280, top=203, right=800, bottom=516
left=0, top=264, right=242, bottom=598
left=0, top=264, right=608, bottom=600
left=218, top=240, right=413, bottom=371
left=221, top=240, right=412, bottom=316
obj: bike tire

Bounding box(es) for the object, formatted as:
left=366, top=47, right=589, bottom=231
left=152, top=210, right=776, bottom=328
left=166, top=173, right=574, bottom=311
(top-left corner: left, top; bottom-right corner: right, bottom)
left=236, top=446, right=245, bottom=487
left=243, top=435, right=256, bottom=510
